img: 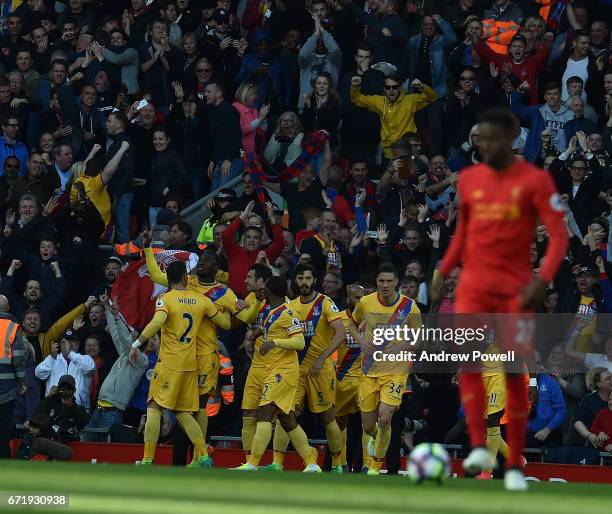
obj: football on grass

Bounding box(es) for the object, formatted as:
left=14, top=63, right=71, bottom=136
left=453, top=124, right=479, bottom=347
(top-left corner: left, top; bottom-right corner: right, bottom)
left=406, top=443, right=450, bottom=483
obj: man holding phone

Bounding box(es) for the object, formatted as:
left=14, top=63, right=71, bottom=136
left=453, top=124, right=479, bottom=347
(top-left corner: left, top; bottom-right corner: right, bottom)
left=202, top=8, right=245, bottom=75
left=34, top=328, right=96, bottom=411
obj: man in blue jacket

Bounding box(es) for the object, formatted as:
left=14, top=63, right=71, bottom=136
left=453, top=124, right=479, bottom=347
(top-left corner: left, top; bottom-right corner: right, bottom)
left=0, top=114, right=27, bottom=177
left=235, top=29, right=292, bottom=111
left=527, top=372, right=567, bottom=447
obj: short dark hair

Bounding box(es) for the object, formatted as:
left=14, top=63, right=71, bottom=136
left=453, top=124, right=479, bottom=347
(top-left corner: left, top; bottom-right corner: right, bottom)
left=244, top=225, right=263, bottom=237
left=477, top=107, right=519, bottom=136
left=153, top=125, right=171, bottom=139
left=355, top=42, right=372, bottom=54
left=402, top=275, right=420, bottom=286
left=164, top=193, right=183, bottom=208
left=349, top=155, right=368, bottom=168
left=52, top=144, right=71, bottom=159
left=573, top=28, right=591, bottom=40
left=172, top=220, right=192, bottom=241
left=40, top=234, right=57, bottom=246
left=85, top=155, right=105, bottom=176
left=23, top=307, right=42, bottom=319
left=62, top=17, right=78, bottom=28
left=109, top=111, right=129, bottom=131
left=391, top=138, right=411, bottom=154
left=295, top=262, right=317, bottom=277
left=250, top=263, right=273, bottom=282
left=320, top=208, right=336, bottom=219
left=207, top=80, right=225, bottom=97
left=266, top=275, right=288, bottom=297
left=3, top=156, right=19, bottom=166
left=568, top=155, right=587, bottom=169
left=51, top=59, right=68, bottom=70
left=459, top=65, right=477, bottom=76
left=151, top=17, right=169, bottom=30
left=84, top=333, right=103, bottom=345
left=566, top=75, right=584, bottom=86
left=159, top=0, right=177, bottom=10
left=166, top=261, right=187, bottom=285
left=542, top=81, right=560, bottom=94
left=80, top=83, right=96, bottom=94
left=109, top=28, right=127, bottom=40
left=377, top=263, right=398, bottom=278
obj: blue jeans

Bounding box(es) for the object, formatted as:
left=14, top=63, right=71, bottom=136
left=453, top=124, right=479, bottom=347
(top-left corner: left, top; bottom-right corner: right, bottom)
left=113, top=193, right=133, bottom=243
left=84, top=407, right=123, bottom=442
left=211, top=158, right=244, bottom=191
left=149, top=206, right=162, bottom=228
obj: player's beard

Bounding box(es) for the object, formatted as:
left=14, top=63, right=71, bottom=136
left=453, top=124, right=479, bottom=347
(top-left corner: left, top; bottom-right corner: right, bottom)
left=300, top=284, right=314, bottom=296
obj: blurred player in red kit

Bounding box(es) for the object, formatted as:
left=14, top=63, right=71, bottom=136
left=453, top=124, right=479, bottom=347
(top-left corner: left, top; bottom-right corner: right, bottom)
left=432, top=108, right=568, bottom=491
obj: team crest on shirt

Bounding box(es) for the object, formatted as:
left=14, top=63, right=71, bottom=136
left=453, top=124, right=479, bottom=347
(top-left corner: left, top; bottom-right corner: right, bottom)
left=288, top=317, right=302, bottom=333
left=275, top=374, right=282, bottom=383
left=549, top=193, right=565, bottom=212
left=156, top=299, right=164, bottom=308
left=330, top=303, right=339, bottom=312
left=472, top=189, right=484, bottom=199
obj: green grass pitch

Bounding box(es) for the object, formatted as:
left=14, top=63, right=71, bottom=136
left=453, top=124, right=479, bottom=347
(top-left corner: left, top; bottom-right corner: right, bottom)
left=1, top=461, right=611, bottom=514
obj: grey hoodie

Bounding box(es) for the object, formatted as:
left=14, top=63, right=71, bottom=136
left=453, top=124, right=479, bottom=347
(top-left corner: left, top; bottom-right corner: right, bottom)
left=298, top=30, right=342, bottom=111
left=97, top=306, right=149, bottom=411
left=538, top=102, right=574, bottom=153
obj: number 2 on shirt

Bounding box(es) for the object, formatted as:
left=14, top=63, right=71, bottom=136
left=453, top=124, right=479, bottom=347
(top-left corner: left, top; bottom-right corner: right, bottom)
left=180, top=313, right=193, bottom=343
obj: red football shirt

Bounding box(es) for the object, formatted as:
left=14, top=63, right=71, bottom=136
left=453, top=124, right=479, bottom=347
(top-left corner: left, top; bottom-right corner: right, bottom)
left=440, top=159, right=568, bottom=297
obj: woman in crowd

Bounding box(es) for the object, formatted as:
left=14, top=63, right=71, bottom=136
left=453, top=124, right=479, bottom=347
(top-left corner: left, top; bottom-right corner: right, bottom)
left=264, top=111, right=304, bottom=174
left=300, top=72, right=342, bottom=144
left=233, top=82, right=270, bottom=158
left=174, top=33, right=202, bottom=91
left=148, top=127, right=189, bottom=226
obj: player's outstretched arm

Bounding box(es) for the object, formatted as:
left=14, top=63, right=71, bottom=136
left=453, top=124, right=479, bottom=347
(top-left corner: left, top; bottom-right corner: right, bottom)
left=347, top=319, right=365, bottom=347
left=211, top=309, right=232, bottom=330
left=235, top=298, right=263, bottom=324
left=521, top=175, right=569, bottom=309
left=564, top=318, right=587, bottom=362
left=273, top=334, right=305, bottom=350
left=139, top=311, right=168, bottom=342
left=129, top=311, right=168, bottom=364
left=144, top=247, right=169, bottom=287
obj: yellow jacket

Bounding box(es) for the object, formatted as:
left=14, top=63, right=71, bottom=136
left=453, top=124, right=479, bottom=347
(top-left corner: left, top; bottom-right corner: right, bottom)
left=350, top=84, right=437, bottom=159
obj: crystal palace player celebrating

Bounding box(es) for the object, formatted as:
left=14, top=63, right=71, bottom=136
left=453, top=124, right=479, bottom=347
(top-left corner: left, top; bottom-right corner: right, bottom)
left=433, top=108, right=568, bottom=491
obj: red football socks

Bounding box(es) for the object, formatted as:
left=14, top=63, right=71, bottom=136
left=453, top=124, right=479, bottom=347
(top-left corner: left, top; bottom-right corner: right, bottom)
left=505, top=374, right=529, bottom=469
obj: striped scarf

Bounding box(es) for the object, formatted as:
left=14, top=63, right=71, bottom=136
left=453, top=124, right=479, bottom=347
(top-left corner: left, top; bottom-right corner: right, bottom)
left=243, top=130, right=329, bottom=203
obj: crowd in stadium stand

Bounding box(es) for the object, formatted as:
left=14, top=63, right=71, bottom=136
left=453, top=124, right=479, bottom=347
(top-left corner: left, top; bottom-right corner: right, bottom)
left=0, top=0, right=611, bottom=470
